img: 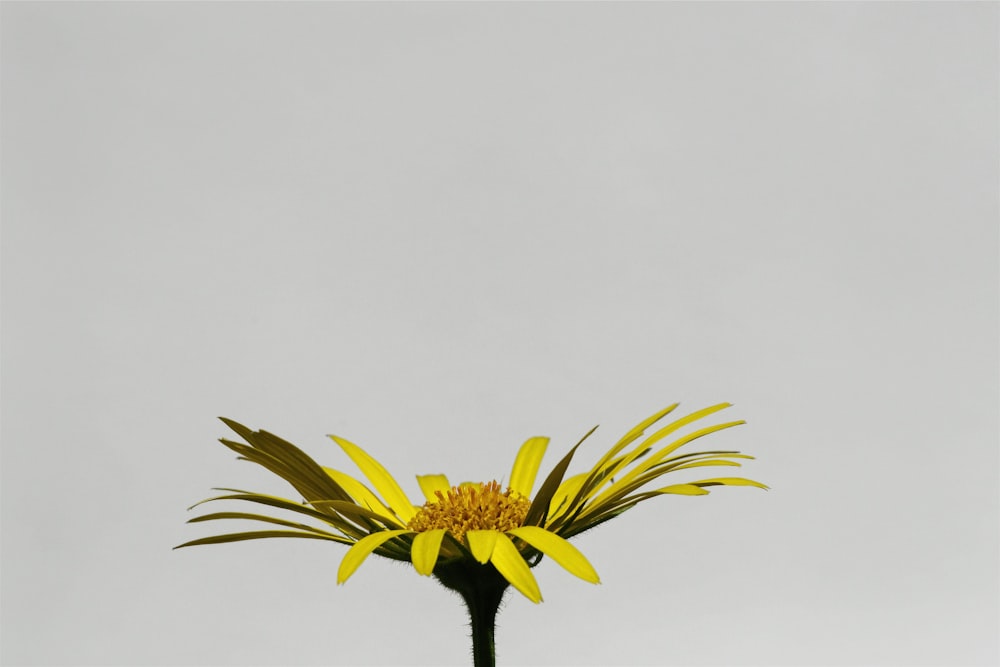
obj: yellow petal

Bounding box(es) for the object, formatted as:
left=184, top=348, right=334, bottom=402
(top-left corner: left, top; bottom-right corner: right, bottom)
left=586, top=418, right=745, bottom=511
left=693, top=477, right=769, bottom=489
left=637, top=420, right=746, bottom=472
left=411, top=529, right=447, bottom=576
left=592, top=403, right=680, bottom=472
left=416, top=474, right=451, bottom=503
left=655, top=484, right=710, bottom=495
left=337, top=529, right=410, bottom=584
left=562, top=403, right=695, bottom=513
left=509, top=436, right=549, bottom=498
left=663, top=459, right=742, bottom=472
left=548, top=472, right=588, bottom=520
left=637, top=403, right=734, bottom=454
left=329, top=435, right=417, bottom=522
left=523, top=429, right=593, bottom=528
left=466, top=529, right=499, bottom=564
left=323, top=467, right=396, bottom=520
left=588, top=405, right=735, bottom=499
left=507, top=526, right=600, bottom=584
left=490, top=532, right=541, bottom=603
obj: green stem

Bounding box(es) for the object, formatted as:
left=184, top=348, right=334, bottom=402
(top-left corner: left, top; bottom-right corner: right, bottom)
left=435, top=562, right=510, bottom=667
left=461, top=580, right=505, bottom=667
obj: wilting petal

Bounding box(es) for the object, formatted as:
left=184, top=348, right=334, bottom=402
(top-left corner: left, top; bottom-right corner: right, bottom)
left=337, top=530, right=411, bottom=584
left=507, top=526, right=600, bottom=584
left=187, top=490, right=368, bottom=540
left=509, top=436, right=549, bottom=498
left=411, top=529, right=447, bottom=576
left=176, top=530, right=351, bottom=549
left=490, top=532, right=541, bottom=603
left=524, top=428, right=595, bottom=528
left=187, top=511, right=354, bottom=541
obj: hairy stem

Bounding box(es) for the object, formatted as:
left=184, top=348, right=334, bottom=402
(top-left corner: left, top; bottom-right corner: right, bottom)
left=435, top=561, right=510, bottom=667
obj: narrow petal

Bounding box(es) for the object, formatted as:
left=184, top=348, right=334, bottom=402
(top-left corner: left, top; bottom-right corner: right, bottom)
left=175, top=530, right=351, bottom=550
left=416, top=474, right=451, bottom=503
left=187, top=511, right=354, bottom=540
left=589, top=403, right=680, bottom=474
left=323, top=467, right=396, bottom=520
left=548, top=472, right=588, bottom=520
left=337, top=529, right=411, bottom=584
left=329, top=435, right=417, bottom=522
left=657, top=459, right=742, bottom=472
left=585, top=420, right=745, bottom=512
left=637, top=403, right=734, bottom=453
left=558, top=404, right=682, bottom=511
left=617, top=403, right=681, bottom=447
left=188, top=491, right=367, bottom=540
left=218, top=421, right=354, bottom=506
left=466, top=529, right=499, bottom=564
left=692, top=477, right=769, bottom=489
left=564, top=478, right=766, bottom=538
left=580, top=404, right=735, bottom=506
left=313, top=499, right=405, bottom=529
left=655, top=484, right=711, bottom=495
left=411, top=529, right=447, bottom=576
left=490, top=532, right=542, bottom=603
left=509, top=436, right=549, bottom=498
left=524, top=427, right=596, bottom=528
left=508, top=526, right=600, bottom=583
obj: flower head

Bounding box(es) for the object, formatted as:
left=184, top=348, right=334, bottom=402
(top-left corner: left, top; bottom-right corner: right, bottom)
left=178, top=403, right=766, bottom=604
left=407, top=481, right=531, bottom=540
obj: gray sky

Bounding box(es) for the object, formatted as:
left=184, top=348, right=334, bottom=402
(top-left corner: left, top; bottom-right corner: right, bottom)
left=2, top=3, right=997, bottom=665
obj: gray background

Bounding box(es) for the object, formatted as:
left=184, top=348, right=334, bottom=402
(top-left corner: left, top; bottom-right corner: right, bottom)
left=2, top=2, right=997, bottom=665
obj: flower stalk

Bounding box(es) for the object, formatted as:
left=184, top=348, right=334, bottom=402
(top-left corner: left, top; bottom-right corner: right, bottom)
left=464, top=586, right=502, bottom=667
left=436, top=561, right=509, bottom=667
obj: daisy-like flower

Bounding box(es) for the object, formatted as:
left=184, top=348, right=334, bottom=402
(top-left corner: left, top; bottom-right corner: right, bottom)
left=177, top=402, right=766, bottom=666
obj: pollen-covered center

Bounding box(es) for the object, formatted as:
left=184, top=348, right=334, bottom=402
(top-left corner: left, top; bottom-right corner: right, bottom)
left=407, top=480, right=531, bottom=541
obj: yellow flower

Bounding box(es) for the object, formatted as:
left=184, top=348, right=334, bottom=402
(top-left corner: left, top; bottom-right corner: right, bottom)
left=178, top=402, right=766, bottom=605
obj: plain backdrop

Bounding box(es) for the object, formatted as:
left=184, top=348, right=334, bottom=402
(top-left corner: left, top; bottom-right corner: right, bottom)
left=2, top=2, right=997, bottom=666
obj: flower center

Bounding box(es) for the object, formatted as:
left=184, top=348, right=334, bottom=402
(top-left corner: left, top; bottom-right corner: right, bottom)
left=407, top=480, right=531, bottom=541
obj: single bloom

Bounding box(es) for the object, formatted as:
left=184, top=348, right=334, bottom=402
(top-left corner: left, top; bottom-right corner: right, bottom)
left=177, top=402, right=766, bottom=604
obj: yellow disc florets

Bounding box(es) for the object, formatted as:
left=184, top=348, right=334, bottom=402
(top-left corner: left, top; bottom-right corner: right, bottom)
left=407, top=480, right=531, bottom=541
